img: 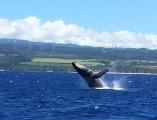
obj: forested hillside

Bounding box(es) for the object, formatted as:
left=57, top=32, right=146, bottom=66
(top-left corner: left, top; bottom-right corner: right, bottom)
left=0, top=38, right=157, bottom=73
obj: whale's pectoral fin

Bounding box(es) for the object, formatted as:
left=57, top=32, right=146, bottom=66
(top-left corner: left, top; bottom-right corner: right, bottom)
left=92, top=69, right=109, bottom=79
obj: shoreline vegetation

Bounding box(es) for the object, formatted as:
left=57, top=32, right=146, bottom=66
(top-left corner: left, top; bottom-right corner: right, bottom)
left=1, top=38, right=157, bottom=73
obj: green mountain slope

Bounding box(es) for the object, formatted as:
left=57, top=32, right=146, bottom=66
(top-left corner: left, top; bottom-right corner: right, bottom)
left=0, top=38, right=157, bottom=73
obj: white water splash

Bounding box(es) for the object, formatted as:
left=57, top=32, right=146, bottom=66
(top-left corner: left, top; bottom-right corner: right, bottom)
left=95, top=79, right=124, bottom=90
left=111, top=80, right=124, bottom=90
left=101, top=80, right=110, bottom=89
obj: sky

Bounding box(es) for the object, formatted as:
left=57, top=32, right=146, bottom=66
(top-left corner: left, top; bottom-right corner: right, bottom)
left=0, top=0, right=157, bottom=49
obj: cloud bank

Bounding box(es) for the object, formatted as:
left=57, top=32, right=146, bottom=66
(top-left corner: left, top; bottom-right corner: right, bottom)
left=0, top=16, right=157, bottom=49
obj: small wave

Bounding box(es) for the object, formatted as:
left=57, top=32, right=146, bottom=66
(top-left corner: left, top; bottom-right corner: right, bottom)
left=94, top=87, right=124, bottom=90
left=94, top=87, right=110, bottom=90
left=9, top=80, right=13, bottom=83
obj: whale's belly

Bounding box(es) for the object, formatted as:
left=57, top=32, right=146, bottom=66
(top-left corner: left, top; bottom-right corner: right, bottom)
left=85, top=78, right=106, bottom=88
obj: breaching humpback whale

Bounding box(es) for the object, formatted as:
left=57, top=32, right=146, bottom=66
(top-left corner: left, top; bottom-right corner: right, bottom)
left=72, top=62, right=109, bottom=88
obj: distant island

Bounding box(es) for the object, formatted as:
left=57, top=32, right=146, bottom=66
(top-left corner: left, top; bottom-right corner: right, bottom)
left=0, top=38, right=157, bottom=73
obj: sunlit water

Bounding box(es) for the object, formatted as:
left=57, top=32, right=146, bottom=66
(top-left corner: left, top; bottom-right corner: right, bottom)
left=0, top=71, right=157, bottom=120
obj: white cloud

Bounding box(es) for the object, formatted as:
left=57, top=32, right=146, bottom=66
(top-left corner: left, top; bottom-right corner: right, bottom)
left=0, top=16, right=157, bottom=49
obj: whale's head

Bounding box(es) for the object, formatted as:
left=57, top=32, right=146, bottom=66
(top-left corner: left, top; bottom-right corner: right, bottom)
left=72, top=62, right=94, bottom=77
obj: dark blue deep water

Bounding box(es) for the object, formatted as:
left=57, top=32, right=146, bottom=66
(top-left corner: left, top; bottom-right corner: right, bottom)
left=0, top=71, right=157, bottom=120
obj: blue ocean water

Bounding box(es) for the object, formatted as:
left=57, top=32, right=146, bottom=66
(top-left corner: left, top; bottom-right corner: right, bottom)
left=0, top=71, right=157, bottom=120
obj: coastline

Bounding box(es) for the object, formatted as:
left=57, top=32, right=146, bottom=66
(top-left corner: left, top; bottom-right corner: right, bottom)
left=1, top=69, right=157, bottom=75
left=107, top=72, right=157, bottom=75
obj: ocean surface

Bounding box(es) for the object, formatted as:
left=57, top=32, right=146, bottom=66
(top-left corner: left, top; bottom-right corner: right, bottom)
left=0, top=71, right=157, bottom=120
